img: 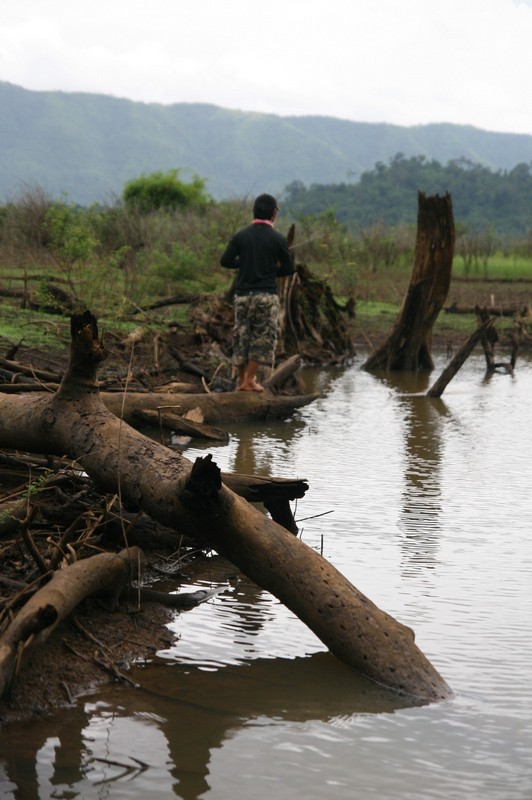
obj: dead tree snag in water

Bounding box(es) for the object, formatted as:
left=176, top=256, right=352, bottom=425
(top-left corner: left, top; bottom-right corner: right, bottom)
left=363, top=193, right=455, bottom=372
left=426, top=318, right=494, bottom=397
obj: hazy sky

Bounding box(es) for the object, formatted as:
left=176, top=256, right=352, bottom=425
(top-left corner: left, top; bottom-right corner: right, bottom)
left=2, top=0, right=532, bottom=136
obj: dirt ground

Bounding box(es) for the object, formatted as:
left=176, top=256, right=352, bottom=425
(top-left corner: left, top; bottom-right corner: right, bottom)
left=0, top=596, right=177, bottom=726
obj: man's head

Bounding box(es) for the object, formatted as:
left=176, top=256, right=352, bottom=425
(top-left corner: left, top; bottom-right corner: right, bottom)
left=252, top=193, right=278, bottom=221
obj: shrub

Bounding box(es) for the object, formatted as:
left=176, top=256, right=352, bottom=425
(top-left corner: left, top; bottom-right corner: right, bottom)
left=122, top=170, right=211, bottom=214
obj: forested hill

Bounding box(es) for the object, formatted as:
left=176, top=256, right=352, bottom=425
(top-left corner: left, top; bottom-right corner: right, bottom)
left=1, top=81, right=532, bottom=206
left=283, top=155, right=532, bottom=235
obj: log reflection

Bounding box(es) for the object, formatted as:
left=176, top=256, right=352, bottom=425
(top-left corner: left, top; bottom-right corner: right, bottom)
left=384, top=371, right=447, bottom=575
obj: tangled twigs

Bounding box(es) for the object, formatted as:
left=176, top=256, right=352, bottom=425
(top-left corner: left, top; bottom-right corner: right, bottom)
left=19, top=505, right=48, bottom=575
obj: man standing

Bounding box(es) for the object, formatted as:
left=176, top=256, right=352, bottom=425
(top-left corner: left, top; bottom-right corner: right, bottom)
left=220, top=193, right=294, bottom=392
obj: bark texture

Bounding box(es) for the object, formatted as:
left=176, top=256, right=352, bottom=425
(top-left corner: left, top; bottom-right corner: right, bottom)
left=101, top=388, right=318, bottom=425
left=363, top=193, right=455, bottom=372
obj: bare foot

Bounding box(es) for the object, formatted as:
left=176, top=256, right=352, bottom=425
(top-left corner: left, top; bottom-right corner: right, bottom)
left=237, top=381, right=264, bottom=392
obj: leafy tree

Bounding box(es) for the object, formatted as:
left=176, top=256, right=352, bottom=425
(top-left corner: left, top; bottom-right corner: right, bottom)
left=44, top=201, right=99, bottom=265
left=122, top=169, right=211, bottom=214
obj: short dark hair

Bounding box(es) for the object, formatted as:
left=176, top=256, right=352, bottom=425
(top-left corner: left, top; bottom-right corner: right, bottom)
left=252, top=193, right=278, bottom=220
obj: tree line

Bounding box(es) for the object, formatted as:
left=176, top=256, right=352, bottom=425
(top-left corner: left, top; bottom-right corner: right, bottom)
left=282, top=154, right=532, bottom=236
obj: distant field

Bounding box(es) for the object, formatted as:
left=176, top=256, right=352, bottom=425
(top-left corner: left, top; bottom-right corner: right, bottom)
left=350, top=252, right=532, bottom=349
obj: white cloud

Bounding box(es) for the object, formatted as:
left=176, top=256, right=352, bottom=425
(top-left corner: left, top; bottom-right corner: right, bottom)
left=0, top=0, right=531, bottom=134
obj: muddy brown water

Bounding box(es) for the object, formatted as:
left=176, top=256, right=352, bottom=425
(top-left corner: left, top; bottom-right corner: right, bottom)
left=1, top=352, right=532, bottom=799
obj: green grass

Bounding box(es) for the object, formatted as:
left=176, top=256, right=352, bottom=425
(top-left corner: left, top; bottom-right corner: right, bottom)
left=1, top=245, right=529, bottom=357
left=0, top=301, right=154, bottom=354
left=442, top=254, right=532, bottom=281
left=0, top=307, right=71, bottom=351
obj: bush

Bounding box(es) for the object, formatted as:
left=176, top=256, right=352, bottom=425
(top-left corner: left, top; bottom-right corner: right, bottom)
left=122, top=170, right=211, bottom=214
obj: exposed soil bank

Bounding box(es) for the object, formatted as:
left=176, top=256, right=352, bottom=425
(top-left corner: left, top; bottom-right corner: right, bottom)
left=0, top=595, right=176, bottom=726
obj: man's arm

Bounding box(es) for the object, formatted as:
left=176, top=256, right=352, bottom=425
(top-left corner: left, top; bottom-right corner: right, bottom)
left=276, top=237, right=295, bottom=277
left=220, top=237, right=240, bottom=269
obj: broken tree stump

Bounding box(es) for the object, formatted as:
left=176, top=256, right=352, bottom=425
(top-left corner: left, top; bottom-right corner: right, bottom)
left=363, top=193, right=455, bottom=373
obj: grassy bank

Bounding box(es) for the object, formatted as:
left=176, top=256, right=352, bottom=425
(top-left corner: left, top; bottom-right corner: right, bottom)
left=1, top=264, right=530, bottom=358
left=0, top=190, right=530, bottom=357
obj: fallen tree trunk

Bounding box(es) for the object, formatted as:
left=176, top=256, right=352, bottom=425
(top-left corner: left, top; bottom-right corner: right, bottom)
left=132, top=408, right=229, bottom=442
left=363, top=193, right=455, bottom=372
left=0, top=386, right=319, bottom=421
left=0, top=312, right=451, bottom=703
left=0, top=546, right=142, bottom=697
left=444, top=303, right=526, bottom=317
left=101, top=388, right=318, bottom=424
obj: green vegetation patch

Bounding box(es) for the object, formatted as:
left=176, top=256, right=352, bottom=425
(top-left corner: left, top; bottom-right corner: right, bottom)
left=0, top=306, right=71, bottom=351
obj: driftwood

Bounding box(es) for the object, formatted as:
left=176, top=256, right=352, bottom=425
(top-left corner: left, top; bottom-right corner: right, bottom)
left=132, top=408, right=229, bottom=442
left=476, top=306, right=521, bottom=374
left=363, top=193, right=455, bottom=372
left=101, top=388, right=318, bottom=425
left=426, top=319, right=494, bottom=397
left=133, top=293, right=199, bottom=313
left=277, top=264, right=354, bottom=361
left=125, top=585, right=224, bottom=608
left=263, top=354, right=302, bottom=390
left=0, top=355, right=63, bottom=384
left=0, top=546, right=142, bottom=697
left=0, top=382, right=60, bottom=393
left=0, top=312, right=451, bottom=703
left=221, top=472, right=309, bottom=535
left=445, top=303, right=528, bottom=317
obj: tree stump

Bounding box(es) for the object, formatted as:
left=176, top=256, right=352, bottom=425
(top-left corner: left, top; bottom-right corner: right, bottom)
left=363, top=193, right=455, bottom=372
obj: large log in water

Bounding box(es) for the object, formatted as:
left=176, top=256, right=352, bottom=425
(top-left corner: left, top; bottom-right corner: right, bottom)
left=0, top=313, right=452, bottom=703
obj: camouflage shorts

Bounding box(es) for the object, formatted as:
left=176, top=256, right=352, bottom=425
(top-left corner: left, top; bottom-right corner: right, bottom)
left=233, top=293, right=280, bottom=366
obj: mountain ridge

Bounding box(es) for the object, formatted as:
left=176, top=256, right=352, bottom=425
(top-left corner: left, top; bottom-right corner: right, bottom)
left=1, top=81, right=532, bottom=205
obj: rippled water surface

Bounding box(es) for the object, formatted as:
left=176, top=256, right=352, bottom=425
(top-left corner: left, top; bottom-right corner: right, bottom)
left=2, top=352, right=532, bottom=799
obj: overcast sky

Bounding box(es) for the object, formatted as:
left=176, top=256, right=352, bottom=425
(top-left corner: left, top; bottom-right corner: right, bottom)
left=1, top=0, right=532, bottom=136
